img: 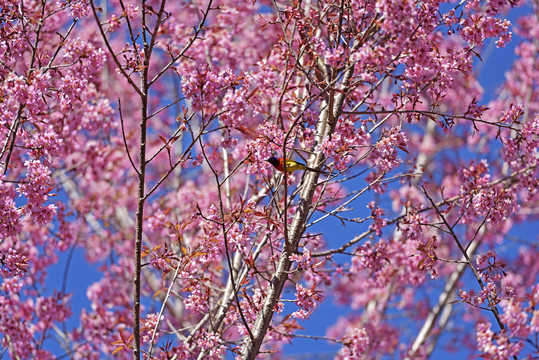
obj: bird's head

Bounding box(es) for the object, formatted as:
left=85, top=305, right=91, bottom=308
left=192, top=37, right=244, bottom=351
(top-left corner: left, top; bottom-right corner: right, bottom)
left=266, top=157, right=279, bottom=167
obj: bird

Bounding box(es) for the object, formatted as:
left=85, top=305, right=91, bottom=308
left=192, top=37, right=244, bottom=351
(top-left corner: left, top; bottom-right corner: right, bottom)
left=266, top=157, right=327, bottom=174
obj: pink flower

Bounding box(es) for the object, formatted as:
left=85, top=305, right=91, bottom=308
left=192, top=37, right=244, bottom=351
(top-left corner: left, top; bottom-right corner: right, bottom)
left=196, top=330, right=225, bottom=360
left=500, top=299, right=530, bottom=338
left=367, top=201, right=387, bottom=236
left=476, top=322, right=524, bottom=359
left=0, top=178, right=22, bottom=239
left=17, top=160, right=57, bottom=225
left=369, top=126, right=408, bottom=174
left=338, top=328, right=370, bottom=360
left=292, top=283, right=323, bottom=320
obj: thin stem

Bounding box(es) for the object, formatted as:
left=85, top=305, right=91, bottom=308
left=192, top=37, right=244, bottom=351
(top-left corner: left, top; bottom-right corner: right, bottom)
left=118, top=98, right=139, bottom=175
left=420, top=186, right=515, bottom=360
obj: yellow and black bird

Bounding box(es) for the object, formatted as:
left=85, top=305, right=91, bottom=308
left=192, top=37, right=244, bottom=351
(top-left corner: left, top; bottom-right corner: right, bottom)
left=266, top=157, right=327, bottom=174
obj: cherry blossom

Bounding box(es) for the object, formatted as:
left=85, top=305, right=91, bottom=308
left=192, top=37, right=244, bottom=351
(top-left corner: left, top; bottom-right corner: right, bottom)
left=0, top=0, right=537, bottom=358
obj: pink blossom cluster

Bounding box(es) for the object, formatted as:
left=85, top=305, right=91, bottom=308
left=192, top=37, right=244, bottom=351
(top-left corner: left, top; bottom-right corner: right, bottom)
left=0, top=247, right=28, bottom=277
left=67, top=0, right=90, bottom=19
left=476, top=323, right=523, bottom=360
left=0, top=177, right=22, bottom=239
left=457, top=160, right=518, bottom=223
left=460, top=15, right=512, bottom=48
left=17, top=160, right=57, bottom=225
left=476, top=250, right=507, bottom=283
left=2, top=71, right=51, bottom=121
left=476, top=287, right=539, bottom=360
left=292, top=283, right=322, bottom=320
left=415, top=235, right=439, bottom=278
left=328, top=313, right=401, bottom=359
left=369, top=126, right=408, bottom=174
left=337, top=327, right=370, bottom=360
left=502, top=115, right=539, bottom=180
left=182, top=66, right=237, bottom=113
left=400, top=211, right=425, bottom=242
left=195, top=330, right=225, bottom=360
left=367, top=201, right=387, bottom=236
left=320, top=118, right=370, bottom=171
